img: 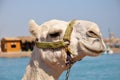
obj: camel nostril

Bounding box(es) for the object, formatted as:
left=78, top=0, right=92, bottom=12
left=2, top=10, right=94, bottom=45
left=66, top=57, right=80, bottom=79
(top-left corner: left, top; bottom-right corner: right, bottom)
left=92, top=39, right=100, bottom=44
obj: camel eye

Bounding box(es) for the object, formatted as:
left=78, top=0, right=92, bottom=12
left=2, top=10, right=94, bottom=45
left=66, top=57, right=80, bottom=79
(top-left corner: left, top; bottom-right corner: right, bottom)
left=49, top=32, right=60, bottom=38
left=86, top=30, right=98, bottom=38
left=36, top=38, right=39, bottom=41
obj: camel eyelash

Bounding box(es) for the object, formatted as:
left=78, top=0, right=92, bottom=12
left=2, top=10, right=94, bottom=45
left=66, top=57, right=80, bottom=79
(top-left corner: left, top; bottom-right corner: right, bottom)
left=49, top=32, right=60, bottom=38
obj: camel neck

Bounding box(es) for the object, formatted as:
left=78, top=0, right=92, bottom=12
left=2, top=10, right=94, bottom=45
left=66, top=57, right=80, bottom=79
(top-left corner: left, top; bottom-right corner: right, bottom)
left=23, top=50, right=64, bottom=80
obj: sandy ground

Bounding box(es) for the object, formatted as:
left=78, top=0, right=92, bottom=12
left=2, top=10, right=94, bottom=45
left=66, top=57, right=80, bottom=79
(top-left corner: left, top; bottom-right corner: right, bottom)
left=0, top=48, right=120, bottom=58
left=111, top=48, right=120, bottom=53
left=0, top=52, right=31, bottom=58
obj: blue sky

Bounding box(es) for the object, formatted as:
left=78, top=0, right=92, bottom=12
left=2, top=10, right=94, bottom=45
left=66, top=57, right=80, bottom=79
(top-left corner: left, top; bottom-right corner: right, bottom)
left=0, top=0, right=120, bottom=38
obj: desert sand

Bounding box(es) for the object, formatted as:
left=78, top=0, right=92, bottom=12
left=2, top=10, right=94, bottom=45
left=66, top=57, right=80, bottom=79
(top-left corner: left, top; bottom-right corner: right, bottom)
left=0, top=52, right=31, bottom=58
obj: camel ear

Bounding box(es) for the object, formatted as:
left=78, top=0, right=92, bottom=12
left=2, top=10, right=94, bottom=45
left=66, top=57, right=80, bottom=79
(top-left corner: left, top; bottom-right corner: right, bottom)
left=29, top=19, right=39, bottom=37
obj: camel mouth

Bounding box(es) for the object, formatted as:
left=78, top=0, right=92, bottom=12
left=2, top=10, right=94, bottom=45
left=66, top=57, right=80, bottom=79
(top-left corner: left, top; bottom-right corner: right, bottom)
left=79, top=40, right=105, bottom=56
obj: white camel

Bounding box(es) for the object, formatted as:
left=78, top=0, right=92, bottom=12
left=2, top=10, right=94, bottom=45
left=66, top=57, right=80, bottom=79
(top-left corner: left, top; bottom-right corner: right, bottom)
left=22, top=19, right=105, bottom=80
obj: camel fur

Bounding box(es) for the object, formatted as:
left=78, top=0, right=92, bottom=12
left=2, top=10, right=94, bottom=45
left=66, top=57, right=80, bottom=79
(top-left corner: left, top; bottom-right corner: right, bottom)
left=22, top=19, right=105, bottom=80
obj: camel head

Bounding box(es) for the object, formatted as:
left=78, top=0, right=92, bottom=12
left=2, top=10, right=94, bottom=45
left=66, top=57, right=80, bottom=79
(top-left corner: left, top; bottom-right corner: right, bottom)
left=30, top=19, right=105, bottom=57
left=24, top=19, right=105, bottom=80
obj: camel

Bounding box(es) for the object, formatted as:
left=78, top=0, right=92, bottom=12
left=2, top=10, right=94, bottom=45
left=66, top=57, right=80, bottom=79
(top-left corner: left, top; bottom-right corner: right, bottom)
left=22, top=19, right=105, bottom=80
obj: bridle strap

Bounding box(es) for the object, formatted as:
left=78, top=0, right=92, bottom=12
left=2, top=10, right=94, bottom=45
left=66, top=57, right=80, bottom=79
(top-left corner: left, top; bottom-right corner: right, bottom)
left=36, top=41, right=67, bottom=49
left=35, top=20, right=76, bottom=49
left=63, top=20, right=76, bottom=43
left=35, top=20, right=78, bottom=80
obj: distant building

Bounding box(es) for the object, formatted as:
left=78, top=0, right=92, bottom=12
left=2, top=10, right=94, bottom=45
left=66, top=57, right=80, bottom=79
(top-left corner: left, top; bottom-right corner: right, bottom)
left=1, top=37, right=21, bottom=52
left=18, top=36, right=35, bottom=51
left=0, top=40, right=1, bottom=52
left=104, top=37, right=120, bottom=48
left=1, top=36, right=35, bottom=53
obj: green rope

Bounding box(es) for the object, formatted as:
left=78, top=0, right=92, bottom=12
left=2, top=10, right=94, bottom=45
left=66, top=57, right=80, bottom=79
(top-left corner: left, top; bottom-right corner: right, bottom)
left=36, top=41, right=67, bottom=49
left=63, top=20, right=76, bottom=42
left=35, top=20, right=76, bottom=49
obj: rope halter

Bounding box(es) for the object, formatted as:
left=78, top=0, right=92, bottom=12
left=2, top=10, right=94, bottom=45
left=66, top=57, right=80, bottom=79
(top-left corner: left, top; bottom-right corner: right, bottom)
left=35, top=20, right=76, bottom=80
left=35, top=20, right=76, bottom=56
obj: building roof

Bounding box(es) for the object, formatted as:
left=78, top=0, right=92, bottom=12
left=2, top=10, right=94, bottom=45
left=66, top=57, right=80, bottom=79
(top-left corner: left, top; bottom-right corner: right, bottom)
left=1, top=37, right=21, bottom=41
left=18, top=36, right=35, bottom=43
left=1, top=36, right=35, bottom=43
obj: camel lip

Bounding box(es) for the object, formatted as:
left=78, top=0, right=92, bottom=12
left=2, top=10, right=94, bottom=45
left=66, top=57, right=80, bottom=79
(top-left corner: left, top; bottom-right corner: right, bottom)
left=84, top=44, right=104, bottom=53
left=79, top=41, right=105, bottom=55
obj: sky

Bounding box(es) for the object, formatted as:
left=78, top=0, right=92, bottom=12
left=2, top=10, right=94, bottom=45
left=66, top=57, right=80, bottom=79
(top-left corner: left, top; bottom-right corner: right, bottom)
left=0, top=0, right=120, bottom=39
